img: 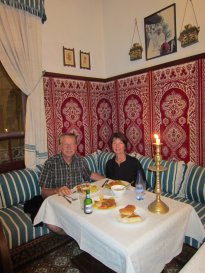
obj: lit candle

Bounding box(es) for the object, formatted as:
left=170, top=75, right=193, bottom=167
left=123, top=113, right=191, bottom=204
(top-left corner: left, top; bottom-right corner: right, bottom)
left=5, top=128, right=8, bottom=133
left=154, top=134, right=160, bottom=145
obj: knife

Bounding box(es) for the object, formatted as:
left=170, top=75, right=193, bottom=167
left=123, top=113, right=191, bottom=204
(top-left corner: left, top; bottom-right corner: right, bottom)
left=102, top=179, right=109, bottom=188
left=62, top=195, right=72, bottom=203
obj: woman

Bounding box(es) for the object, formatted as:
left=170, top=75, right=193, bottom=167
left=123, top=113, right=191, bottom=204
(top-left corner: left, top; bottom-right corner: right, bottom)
left=105, top=132, right=146, bottom=183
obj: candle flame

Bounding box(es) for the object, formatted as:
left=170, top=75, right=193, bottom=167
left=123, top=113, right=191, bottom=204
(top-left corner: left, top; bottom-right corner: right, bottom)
left=154, top=134, right=159, bottom=139
left=154, top=134, right=160, bottom=144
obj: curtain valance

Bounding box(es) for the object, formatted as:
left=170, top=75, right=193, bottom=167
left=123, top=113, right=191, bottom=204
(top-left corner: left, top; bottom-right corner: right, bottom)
left=0, top=0, right=46, bottom=22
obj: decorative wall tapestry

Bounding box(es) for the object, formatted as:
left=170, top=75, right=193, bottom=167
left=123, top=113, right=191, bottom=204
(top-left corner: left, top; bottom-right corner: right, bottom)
left=89, top=81, right=118, bottom=152
left=117, top=73, right=152, bottom=156
left=44, top=55, right=205, bottom=166
left=201, top=58, right=205, bottom=165
left=151, top=60, right=201, bottom=163
left=44, top=77, right=92, bottom=157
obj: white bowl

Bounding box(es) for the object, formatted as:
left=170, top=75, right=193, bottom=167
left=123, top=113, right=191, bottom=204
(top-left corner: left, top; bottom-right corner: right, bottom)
left=111, top=185, right=126, bottom=198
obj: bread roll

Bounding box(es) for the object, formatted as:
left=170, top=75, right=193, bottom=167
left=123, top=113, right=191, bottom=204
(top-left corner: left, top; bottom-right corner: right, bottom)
left=119, top=204, right=136, bottom=216
left=120, top=213, right=142, bottom=223
left=119, top=204, right=142, bottom=223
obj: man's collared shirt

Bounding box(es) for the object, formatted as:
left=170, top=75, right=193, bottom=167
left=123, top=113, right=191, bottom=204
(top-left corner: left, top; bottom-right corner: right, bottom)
left=39, top=153, right=91, bottom=189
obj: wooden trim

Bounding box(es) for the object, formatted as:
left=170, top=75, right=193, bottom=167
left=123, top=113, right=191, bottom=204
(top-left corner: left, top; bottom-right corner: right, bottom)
left=107, top=53, right=205, bottom=81
left=44, top=71, right=106, bottom=82
left=44, top=53, right=205, bottom=82
left=0, top=220, right=13, bottom=273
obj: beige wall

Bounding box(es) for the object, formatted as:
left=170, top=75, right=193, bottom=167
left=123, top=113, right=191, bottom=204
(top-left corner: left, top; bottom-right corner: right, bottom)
left=42, top=0, right=105, bottom=78
left=42, top=0, right=205, bottom=78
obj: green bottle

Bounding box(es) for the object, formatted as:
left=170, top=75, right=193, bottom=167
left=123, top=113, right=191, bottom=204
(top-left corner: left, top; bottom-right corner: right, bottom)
left=84, top=189, right=93, bottom=214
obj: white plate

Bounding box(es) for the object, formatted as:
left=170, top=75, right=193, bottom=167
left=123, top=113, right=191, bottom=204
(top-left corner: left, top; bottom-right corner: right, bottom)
left=73, top=183, right=100, bottom=196
left=92, top=195, right=117, bottom=210
left=114, top=206, right=146, bottom=224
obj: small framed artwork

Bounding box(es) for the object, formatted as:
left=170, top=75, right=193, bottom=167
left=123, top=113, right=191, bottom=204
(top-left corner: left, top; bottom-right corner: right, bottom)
left=80, top=50, right=91, bottom=70
left=63, top=47, right=75, bottom=67
left=144, top=4, right=177, bottom=60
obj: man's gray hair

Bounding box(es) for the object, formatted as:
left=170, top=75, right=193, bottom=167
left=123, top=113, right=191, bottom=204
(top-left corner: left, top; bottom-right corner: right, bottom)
left=59, top=132, right=77, bottom=145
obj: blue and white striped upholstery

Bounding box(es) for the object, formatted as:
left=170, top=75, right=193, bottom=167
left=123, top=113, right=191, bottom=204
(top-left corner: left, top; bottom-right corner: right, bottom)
left=178, top=162, right=205, bottom=203
left=137, top=154, right=185, bottom=195
left=35, top=164, right=44, bottom=175
left=83, top=152, right=98, bottom=173
left=0, top=203, right=49, bottom=249
left=0, top=169, right=41, bottom=208
left=97, top=150, right=115, bottom=176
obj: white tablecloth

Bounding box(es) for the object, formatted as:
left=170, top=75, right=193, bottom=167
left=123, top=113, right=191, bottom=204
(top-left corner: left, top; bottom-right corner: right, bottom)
left=34, top=179, right=205, bottom=273
left=179, top=243, right=205, bottom=273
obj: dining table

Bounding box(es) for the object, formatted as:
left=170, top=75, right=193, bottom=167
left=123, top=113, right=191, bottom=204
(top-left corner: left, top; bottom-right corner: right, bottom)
left=34, top=179, right=205, bottom=273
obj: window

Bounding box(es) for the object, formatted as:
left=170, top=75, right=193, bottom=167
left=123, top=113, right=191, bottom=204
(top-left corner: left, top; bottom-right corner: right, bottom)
left=0, top=62, right=26, bottom=173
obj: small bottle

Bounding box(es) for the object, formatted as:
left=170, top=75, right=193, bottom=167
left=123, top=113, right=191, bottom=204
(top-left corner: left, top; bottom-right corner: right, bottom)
left=135, top=170, right=145, bottom=201
left=84, top=189, right=93, bottom=214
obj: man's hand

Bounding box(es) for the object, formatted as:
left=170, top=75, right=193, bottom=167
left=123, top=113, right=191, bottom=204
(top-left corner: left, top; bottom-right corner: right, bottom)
left=41, top=186, right=72, bottom=199
left=58, top=186, right=72, bottom=196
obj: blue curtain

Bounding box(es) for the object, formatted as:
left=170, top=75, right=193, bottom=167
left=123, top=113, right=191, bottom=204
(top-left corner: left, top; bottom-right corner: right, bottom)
left=0, top=0, right=46, bottom=23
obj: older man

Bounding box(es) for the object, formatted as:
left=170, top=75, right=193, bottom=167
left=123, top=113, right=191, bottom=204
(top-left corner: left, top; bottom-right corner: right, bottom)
left=39, top=132, right=104, bottom=234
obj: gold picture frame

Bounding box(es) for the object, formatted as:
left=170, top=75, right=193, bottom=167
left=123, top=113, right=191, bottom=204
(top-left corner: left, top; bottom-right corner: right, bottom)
left=80, top=50, right=91, bottom=70
left=63, top=47, right=75, bottom=67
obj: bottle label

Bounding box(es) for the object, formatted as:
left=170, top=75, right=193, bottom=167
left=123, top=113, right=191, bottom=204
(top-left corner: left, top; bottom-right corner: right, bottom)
left=84, top=204, right=93, bottom=214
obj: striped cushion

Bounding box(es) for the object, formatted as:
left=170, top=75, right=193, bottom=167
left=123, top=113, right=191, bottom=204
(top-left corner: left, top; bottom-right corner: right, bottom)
left=137, top=154, right=185, bottom=194
left=178, top=162, right=205, bottom=203
left=0, top=169, right=41, bottom=208
left=97, top=150, right=115, bottom=176
left=0, top=203, right=49, bottom=249
left=83, top=152, right=98, bottom=173
left=35, top=164, right=44, bottom=174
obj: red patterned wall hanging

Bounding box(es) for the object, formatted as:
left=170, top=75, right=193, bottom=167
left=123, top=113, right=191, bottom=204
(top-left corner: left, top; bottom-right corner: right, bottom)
left=117, top=73, right=152, bottom=156
left=89, top=81, right=118, bottom=152
left=44, top=77, right=92, bottom=156
left=151, top=61, right=201, bottom=163
left=44, top=55, right=205, bottom=166
left=201, top=58, right=205, bottom=166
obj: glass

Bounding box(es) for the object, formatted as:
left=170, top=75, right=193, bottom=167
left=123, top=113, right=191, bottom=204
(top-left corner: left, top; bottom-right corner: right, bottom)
left=135, top=171, right=146, bottom=200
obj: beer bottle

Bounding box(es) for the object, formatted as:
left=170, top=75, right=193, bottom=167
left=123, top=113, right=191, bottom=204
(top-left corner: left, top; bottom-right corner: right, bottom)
left=84, top=189, right=93, bottom=214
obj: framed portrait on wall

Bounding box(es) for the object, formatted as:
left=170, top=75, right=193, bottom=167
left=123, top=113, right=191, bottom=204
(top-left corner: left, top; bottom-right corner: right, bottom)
left=63, top=47, right=75, bottom=67
left=80, top=51, right=91, bottom=70
left=144, top=4, right=177, bottom=60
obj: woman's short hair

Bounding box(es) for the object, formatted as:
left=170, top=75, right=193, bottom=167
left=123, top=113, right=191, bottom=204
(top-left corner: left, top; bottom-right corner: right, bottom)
left=110, top=132, right=128, bottom=149
left=59, top=132, right=77, bottom=145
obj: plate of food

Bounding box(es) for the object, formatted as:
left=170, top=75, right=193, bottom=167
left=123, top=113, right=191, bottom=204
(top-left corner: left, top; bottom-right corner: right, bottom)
left=74, top=183, right=100, bottom=195
left=104, top=180, right=129, bottom=189
left=116, top=204, right=145, bottom=224
left=93, top=195, right=117, bottom=210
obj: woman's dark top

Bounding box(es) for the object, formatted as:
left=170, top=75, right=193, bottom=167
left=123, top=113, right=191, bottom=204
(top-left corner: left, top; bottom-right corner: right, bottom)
left=105, top=154, right=146, bottom=182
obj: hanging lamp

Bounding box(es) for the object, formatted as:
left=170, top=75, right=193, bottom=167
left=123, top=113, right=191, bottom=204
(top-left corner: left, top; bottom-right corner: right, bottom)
left=129, top=18, right=143, bottom=61
left=178, top=0, right=200, bottom=47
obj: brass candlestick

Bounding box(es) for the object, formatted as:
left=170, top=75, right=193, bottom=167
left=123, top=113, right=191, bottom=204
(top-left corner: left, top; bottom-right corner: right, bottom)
left=148, top=142, right=169, bottom=214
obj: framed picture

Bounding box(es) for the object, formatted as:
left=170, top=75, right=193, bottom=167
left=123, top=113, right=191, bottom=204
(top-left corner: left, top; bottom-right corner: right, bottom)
left=144, top=4, right=177, bottom=60
left=63, top=47, right=75, bottom=67
left=80, top=51, right=91, bottom=70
